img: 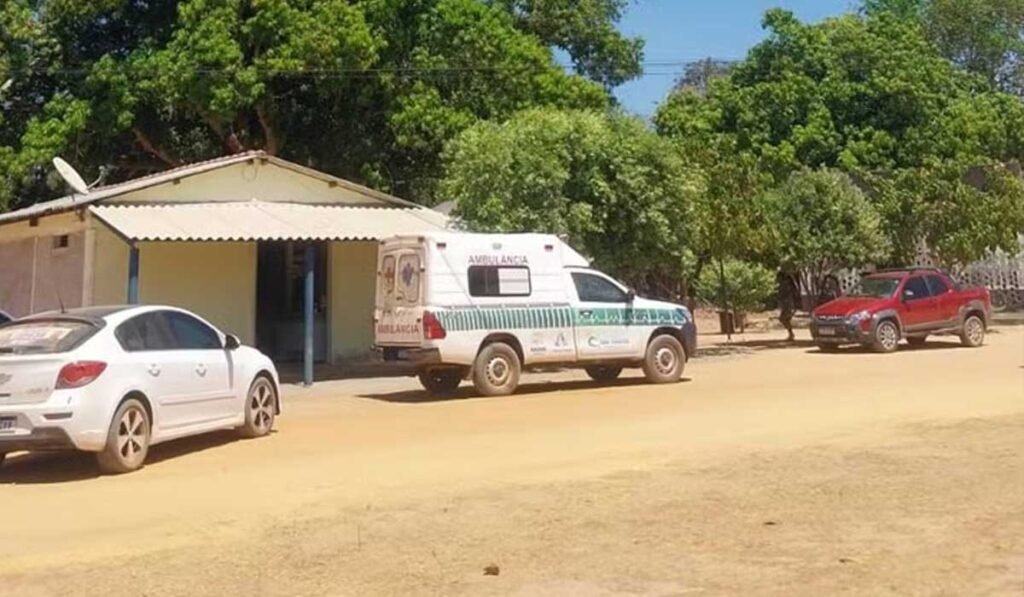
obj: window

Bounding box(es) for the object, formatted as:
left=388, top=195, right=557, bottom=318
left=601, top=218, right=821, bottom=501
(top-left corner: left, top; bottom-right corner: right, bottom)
left=902, top=276, right=931, bottom=301
left=925, top=275, right=949, bottom=296
left=850, top=277, right=901, bottom=298
left=52, top=235, right=70, bottom=251
left=0, top=320, right=98, bottom=355
left=381, top=255, right=396, bottom=297
left=468, top=266, right=531, bottom=297
left=572, top=272, right=627, bottom=303
left=396, top=254, right=421, bottom=303
left=166, top=311, right=222, bottom=350
left=116, top=313, right=176, bottom=352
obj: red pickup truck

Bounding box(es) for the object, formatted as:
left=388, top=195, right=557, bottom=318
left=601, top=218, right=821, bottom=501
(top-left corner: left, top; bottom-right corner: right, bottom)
left=811, top=268, right=992, bottom=353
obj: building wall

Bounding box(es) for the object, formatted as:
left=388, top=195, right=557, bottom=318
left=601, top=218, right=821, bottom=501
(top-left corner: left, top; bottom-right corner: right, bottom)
left=137, top=242, right=257, bottom=344
left=0, top=212, right=88, bottom=317
left=328, top=241, right=378, bottom=362
left=106, top=161, right=389, bottom=206
left=91, top=218, right=131, bottom=306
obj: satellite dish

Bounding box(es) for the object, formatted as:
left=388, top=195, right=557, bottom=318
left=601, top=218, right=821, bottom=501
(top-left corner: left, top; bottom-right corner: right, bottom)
left=53, top=157, right=90, bottom=195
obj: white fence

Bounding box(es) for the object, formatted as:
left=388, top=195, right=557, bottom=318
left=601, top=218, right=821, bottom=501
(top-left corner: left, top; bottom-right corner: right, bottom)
left=833, top=237, right=1024, bottom=310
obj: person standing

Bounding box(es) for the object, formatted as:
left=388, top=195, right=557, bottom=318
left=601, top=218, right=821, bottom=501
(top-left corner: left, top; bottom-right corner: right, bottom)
left=777, top=271, right=799, bottom=342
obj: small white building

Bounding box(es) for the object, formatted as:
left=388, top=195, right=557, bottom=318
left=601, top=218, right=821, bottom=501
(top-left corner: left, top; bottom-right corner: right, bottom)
left=0, top=151, right=450, bottom=378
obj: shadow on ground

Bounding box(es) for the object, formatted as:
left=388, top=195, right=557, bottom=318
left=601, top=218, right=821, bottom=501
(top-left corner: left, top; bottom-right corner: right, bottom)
left=0, top=429, right=258, bottom=485
left=359, top=377, right=691, bottom=404
left=808, top=339, right=968, bottom=355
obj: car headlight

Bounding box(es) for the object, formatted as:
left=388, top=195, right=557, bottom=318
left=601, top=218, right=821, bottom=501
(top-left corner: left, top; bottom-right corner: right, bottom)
left=847, top=310, right=872, bottom=324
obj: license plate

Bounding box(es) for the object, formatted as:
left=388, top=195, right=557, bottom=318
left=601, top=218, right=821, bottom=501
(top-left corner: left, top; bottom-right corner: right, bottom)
left=0, top=416, right=15, bottom=432
left=818, top=327, right=836, bottom=336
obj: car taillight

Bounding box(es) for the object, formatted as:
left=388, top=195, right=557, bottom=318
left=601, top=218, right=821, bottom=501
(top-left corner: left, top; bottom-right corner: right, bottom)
left=56, top=361, right=108, bottom=389
left=422, top=311, right=447, bottom=340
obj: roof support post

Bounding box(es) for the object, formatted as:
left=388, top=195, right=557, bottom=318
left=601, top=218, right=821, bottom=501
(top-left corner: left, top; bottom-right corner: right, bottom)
left=303, top=243, right=315, bottom=386
left=127, top=244, right=140, bottom=305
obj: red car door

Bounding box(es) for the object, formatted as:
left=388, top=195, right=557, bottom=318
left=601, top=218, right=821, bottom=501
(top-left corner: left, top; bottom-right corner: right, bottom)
left=899, top=276, right=939, bottom=329
left=925, top=274, right=957, bottom=324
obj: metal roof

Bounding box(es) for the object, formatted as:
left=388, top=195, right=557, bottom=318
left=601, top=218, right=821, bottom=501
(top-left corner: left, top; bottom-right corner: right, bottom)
left=0, top=151, right=420, bottom=225
left=90, top=201, right=450, bottom=242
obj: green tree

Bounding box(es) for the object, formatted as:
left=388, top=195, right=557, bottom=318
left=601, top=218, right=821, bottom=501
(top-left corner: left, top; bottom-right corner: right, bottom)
left=0, top=0, right=640, bottom=211
left=655, top=8, right=1024, bottom=264
left=440, top=108, right=703, bottom=294
left=696, top=259, right=775, bottom=315
left=864, top=0, right=1024, bottom=95
left=765, top=169, right=890, bottom=294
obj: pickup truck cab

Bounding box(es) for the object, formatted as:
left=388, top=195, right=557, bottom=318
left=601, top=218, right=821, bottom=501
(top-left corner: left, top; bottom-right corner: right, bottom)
left=374, top=233, right=696, bottom=396
left=811, top=268, right=991, bottom=353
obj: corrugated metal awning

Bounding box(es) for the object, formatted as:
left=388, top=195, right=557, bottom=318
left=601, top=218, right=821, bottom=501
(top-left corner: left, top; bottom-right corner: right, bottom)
left=90, top=201, right=450, bottom=242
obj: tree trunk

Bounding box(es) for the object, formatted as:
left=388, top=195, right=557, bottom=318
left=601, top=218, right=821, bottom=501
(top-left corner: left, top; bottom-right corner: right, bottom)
left=132, top=128, right=182, bottom=167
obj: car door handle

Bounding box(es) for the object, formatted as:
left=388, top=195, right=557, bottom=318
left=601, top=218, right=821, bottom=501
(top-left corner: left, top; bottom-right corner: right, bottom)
left=148, top=364, right=161, bottom=377
left=195, top=364, right=207, bottom=377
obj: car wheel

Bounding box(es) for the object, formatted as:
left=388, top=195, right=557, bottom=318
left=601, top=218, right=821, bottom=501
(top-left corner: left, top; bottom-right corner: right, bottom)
left=472, top=342, right=522, bottom=397
left=419, top=369, right=463, bottom=395
left=96, top=399, right=150, bottom=475
left=239, top=376, right=277, bottom=439
left=906, top=336, right=927, bottom=347
left=872, top=320, right=900, bottom=353
left=585, top=366, right=623, bottom=382
left=642, top=335, right=685, bottom=384
left=959, top=315, right=985, bottom=348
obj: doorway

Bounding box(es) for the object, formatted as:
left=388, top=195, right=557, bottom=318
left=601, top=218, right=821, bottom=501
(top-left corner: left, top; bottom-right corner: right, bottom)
left=256, top=242, right=328, bottom=362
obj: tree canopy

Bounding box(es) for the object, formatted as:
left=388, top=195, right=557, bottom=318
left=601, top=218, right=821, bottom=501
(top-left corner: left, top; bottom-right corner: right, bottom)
left=764, top=169, right=890, bottom=290
left=864, top=0, right=1024, bottom=96
left=440, top=108, right=703, bottom=292
left=0, top=0, right=642, bottom=210
left=655, top=8, right=1024, bottom=266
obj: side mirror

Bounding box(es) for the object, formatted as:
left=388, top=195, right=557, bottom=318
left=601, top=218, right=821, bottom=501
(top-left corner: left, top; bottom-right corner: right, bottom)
left=224, top=334, right=241, bottom=350
left=626, top=289, right=637, bottom=302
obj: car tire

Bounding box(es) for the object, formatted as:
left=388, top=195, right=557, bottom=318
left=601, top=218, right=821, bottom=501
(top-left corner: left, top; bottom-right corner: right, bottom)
left=419, top=369, right=463, bottom=395
left=872, top=320, right=901, bottom=353
left=472, top=342, right=522, bottom=397
left=96, top=398, right=151, bottom=475
left=239, top=376, right=277, bottom=439
left=959, top=315, right=985, bottom=348
left=642, top=335, right=685, bottom=384
left=906, top=336, right=927, bottom=347
left=585, top=366, right=623, bottom=383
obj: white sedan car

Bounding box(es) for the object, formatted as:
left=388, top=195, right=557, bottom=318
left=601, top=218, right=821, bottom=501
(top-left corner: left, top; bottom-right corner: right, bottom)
left=0, top=305, right=280, bottom=474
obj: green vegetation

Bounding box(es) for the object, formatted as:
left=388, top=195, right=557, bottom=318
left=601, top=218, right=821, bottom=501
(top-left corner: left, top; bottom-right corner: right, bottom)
left=2, top=1, right=1021, bottom=303
left=697, top=259, right=776, bottom=316
left=440, top=108, right=702, bottom=291
left=0, top=0, right=640, bottom=209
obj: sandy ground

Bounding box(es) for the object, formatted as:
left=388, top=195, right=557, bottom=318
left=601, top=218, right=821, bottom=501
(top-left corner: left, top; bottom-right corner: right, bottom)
left=1, top=327, right=1022, bottom=596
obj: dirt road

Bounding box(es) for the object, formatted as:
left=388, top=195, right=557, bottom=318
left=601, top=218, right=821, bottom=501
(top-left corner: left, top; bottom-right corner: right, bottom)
left=2, top=328, right=1023, bottom=596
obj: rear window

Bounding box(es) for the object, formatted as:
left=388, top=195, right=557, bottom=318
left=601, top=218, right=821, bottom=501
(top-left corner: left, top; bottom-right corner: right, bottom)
left=396, top=253, right=422, bottom=304
left=0, top=320, right=98, bottom=355
left=468, top=266, right=532, bottom=297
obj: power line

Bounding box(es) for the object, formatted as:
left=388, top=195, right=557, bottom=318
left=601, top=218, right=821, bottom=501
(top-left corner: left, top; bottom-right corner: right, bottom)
left=9, top=58, right=741, bottom=78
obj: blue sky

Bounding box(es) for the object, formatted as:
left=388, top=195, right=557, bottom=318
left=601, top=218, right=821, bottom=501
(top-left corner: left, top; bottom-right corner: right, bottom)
left=613, top=0, right=858, bottom=117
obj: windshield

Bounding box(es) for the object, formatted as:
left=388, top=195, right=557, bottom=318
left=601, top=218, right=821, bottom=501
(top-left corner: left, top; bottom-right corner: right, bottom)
left=0, top=320, right=98, bottom=355
left=848, top=277, right=901, bottom=299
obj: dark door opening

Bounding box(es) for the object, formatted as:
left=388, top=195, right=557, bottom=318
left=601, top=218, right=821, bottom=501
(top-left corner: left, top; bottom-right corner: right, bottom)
left=256, top=242, right=328, bottom=362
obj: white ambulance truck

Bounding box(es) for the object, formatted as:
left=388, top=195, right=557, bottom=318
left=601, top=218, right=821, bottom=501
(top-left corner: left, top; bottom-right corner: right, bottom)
left=374, top=233, right=697, bottom=396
